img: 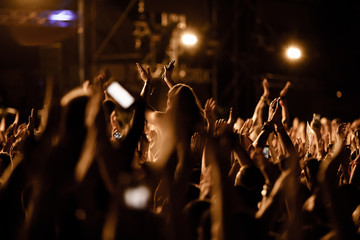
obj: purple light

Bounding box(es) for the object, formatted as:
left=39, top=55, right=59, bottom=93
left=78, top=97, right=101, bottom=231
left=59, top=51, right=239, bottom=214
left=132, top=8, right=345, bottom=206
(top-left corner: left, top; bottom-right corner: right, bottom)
left=48, top=10, right=76, bottom=21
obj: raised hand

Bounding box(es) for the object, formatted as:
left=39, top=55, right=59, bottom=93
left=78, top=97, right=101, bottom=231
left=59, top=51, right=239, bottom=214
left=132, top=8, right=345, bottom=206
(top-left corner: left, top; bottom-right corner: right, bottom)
left=214, top=112, right=235, bottom=140
left=239, top=118, right=253, bottom=136
left=82, top=80, right=90, bottom=91
left=279, top=81, right=291, bottom=98
left=262, top=78, right=270, bottom=98
left=137, top=63, right=153, bottom=101
left=214, top=119, right=227, bottom=137
left=163, top=60, right=175, bottom=80
left=190, top=132, right=202, bottom=152
left=27, top=108, right=35, bottom=135
left=162, top=60, right=176, bottom=89
left=136, top=63, right=152, bottom=83
left=336, top=123, right=348, bottom=143
left=267, top=98, right=282, bottom=126
left=227, top=107, right=234, bottom=125
left=251, top=79, right=270, bottom=132
left=205, top=98, right=216, bottom=132
left=279, top=81, right=291, bottom=127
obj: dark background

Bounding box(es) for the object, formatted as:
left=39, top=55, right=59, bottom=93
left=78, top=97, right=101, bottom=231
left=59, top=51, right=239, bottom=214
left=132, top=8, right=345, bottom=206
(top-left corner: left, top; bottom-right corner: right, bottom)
left=0, top=0, right=359, bottom=124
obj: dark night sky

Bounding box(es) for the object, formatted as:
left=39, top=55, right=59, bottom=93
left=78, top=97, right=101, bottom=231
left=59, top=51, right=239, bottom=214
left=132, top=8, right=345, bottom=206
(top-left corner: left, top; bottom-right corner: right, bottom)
left=0, top=0, right=360, bottom=121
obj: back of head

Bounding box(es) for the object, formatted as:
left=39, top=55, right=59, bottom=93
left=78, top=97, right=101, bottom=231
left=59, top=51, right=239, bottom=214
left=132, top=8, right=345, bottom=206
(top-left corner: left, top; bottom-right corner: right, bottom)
left=235, top=166, right=265, bottom=191
left=0, top=152, right=12, bottom=176
left=183, top=199, right=211, bottom=240
left=166, top=84, right=204, bottom=133
left=235, top=166, right=265, bottom=208
left=304, top=158, right=320, bottom=191
left=60, top=87, right=90, bottom=142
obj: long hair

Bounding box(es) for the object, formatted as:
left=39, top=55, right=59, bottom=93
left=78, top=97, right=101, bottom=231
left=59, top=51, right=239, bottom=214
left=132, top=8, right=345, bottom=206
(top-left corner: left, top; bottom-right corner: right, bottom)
left=166, top=84, right=205, bottom=137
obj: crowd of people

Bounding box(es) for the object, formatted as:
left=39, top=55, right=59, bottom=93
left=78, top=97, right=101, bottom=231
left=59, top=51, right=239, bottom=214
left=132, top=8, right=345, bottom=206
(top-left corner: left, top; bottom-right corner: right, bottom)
left=0, top=60, right=359, bottom=240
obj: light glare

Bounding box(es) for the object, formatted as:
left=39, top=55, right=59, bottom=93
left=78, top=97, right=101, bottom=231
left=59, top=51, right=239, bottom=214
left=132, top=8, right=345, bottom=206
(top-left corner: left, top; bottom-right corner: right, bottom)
left=124, top=185, right=150, bottom=209
left=182, top=33, right=198, bottom=46
left=48, top=10, right=76, bottom=21
left=286, top=47, right=301, bottom=59
left=336, top=91, right=342, bottom=98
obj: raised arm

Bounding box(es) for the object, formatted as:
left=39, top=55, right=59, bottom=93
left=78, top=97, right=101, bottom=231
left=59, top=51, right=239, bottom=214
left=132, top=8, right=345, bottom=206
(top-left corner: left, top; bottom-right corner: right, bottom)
left=251, top=78, right=270, bottom=126
left=279, top=81, right=291, bottom=128
left=318, top=127, right=358, bottom=240
left=136, top=63, right=153, bottom=104
left=252, top=98, right=282, bottom=149
left=162, top=60, right=176, bottom=89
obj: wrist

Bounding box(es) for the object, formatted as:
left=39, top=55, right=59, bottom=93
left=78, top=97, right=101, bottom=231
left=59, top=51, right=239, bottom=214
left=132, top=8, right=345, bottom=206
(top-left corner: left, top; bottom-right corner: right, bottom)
left=262, top=121, right=275, bottom=132
left=261, top=95, right=269, bottom=104
left=275, top=123, right=285, bottom=132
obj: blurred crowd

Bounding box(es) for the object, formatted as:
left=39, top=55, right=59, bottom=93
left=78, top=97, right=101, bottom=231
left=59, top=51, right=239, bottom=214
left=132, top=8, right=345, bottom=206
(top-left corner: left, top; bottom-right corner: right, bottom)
left=0, top=61, right=359, bottom=240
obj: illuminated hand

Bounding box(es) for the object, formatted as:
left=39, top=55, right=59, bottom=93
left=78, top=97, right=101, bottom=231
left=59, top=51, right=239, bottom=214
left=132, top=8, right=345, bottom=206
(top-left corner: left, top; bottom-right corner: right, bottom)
left=280, top=81, right=291, bottom=98
left=262, top=78, right=270, bottom=98
left=162, top=60, right=176, bottom=89
left=205, top=98, right=216, bottom=131
left=136, top=63, right=152, bottom=83
left=205, top=98, right=216, bottom=119
left=163, top=60, right=175, bottom=81
left=267, top=98, right=282, bottom=125
left=82, top=80, right=90, bottom=91
left=239, top=118, right=253, bottom=136
left=27, top=108, right=35, bottom=134
left=279, top=81, right=291, bottom=107
left=227, top=107, right=234, bottom=125
left=214, top=114, right=234, bottom=138
left=336, top=123, right=347, bottom=143
left=214, top=119, right=227, bottom=137
left=191, top=132, right=202, bottom=152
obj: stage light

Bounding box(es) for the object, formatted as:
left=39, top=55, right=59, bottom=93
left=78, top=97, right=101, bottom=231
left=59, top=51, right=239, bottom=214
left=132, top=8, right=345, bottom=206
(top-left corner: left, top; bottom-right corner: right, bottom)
left=286, top=47, right=301, bottom=59
left=336, top=91, right=342, bottom=98
left=181, top=33, right=198, bottom=46
left=48, top=10, right=77, bottom=21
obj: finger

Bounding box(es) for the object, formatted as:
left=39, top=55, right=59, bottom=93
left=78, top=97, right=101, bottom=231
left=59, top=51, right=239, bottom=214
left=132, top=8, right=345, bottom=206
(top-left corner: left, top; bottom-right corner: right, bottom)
left=0, top=117, right=5, bottom=132
left=146, top=66, right=152, bottom=80
left=136, top=63, right=145, bottom=73
left=246, top=119, right=253, bottom=128
left=30, top=108, right=34, bottom=118
left=270, top=99, right=277, bottom=109
left=14, top=112, right=19, bottom=124
left=167, top=60, right=175, bottom=69
left=228, top=107, right=233, bottom=124
left=263, top=78, right=268, bottom=88
left=263, top=78, right=270, bottom=97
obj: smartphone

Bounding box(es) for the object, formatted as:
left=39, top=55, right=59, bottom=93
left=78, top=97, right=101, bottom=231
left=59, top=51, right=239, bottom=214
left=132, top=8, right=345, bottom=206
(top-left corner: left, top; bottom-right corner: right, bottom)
left=263, top=146, right=270, bottom=159
left=106, top=82, right=135, bottom=109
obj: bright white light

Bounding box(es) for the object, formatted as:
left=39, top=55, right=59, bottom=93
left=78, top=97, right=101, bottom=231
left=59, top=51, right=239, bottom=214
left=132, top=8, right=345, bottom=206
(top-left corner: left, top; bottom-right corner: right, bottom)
left=286, top=47, right=301, bottom=59
left=124, top=185, right=150, bottom=209
left=48, top=10, right=76, bottom=21
left=182, top=33, right=198, bottom=46
left=106, top=82, right=135, bottom=109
